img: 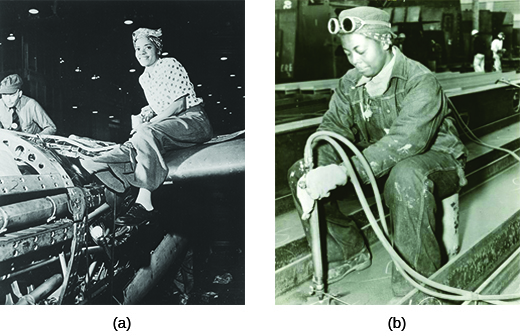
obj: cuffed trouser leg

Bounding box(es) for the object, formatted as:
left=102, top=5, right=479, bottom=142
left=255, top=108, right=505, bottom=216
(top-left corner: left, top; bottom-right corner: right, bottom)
left=384, top=151, right=462, bottom=294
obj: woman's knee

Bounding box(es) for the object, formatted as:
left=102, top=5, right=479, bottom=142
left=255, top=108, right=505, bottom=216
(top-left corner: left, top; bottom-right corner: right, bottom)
left=384, top=159, right=424, bottom=204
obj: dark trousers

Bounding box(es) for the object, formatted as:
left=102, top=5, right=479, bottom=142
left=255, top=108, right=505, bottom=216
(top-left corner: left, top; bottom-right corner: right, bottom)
left=288, top=150, right=463, bottom=278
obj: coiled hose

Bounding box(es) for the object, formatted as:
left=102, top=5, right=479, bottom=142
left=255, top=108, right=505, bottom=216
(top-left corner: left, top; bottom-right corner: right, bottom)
left=304, top=130, right=520, bottom=304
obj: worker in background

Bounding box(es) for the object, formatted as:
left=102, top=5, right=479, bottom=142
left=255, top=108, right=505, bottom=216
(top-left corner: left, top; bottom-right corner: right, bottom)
left=471, top=29, right=486, bottom=73
left=395, top=33, right=406, bottom=52
left=0, top=74, right=56, bottom=135
left=491, top=32, right=506, bottom=72
left=288, top=6, right=467, bottom=297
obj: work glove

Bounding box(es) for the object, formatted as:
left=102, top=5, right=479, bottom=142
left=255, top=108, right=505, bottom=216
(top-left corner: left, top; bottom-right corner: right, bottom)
left=297, top=164, right=349, bottom=220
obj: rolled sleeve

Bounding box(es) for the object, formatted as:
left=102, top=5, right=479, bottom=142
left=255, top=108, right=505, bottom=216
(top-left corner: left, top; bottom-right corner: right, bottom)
left=33, top=101, right=56, bottom=135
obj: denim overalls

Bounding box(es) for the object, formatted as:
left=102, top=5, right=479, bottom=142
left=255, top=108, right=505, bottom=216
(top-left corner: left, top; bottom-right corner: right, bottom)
left=288, top=47, right=468, bottom=290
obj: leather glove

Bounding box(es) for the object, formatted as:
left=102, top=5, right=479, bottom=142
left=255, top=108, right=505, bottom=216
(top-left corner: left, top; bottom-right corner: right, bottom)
left=297, top=164, right=348, bottom=219
left=297, top=182, right=315, bottom=220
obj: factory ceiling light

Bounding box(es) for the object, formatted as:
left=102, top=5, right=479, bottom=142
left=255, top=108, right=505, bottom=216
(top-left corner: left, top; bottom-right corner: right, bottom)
left=7, top=33, right=15, bottom=41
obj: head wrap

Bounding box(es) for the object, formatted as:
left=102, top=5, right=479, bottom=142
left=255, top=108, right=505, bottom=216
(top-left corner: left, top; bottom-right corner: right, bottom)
left=337, top=6, right=395, bottom=44
left=471, top=29, right=479, bottom=36
left=0, top=74, right=23, bottom=94
left=132, top=28, right=163, bottom=55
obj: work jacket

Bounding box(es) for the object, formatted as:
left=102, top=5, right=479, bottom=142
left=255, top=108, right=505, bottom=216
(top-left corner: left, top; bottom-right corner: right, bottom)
left=317, top=47, right=468, bottom=183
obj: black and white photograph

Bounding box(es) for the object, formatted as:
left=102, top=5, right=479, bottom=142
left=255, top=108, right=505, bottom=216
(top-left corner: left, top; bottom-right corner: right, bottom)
left=275, top=0, right=520, bottom=305
left=0, top=0, right=245, bottom=306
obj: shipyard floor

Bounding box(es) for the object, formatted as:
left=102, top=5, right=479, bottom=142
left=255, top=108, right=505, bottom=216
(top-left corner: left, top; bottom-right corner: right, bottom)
left=276, top=162, right=520, bottom=305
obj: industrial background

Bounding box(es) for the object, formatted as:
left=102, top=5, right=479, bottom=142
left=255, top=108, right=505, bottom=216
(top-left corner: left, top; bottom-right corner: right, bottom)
left=275, top=0, right=520, bottom=304
left=0, top=0, right=245, bottom=143
left=276, top=0, right=520, bottom=83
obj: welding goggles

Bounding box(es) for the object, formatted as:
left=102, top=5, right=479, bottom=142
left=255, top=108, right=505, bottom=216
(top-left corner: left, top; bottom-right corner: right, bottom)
left=328, top=16, right=391, bottom=35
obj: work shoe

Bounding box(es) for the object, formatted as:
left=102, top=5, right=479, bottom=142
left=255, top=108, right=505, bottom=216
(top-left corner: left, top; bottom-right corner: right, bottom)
left=391, top=262, right=415, bottom=297
left=115, top=203, right=156, bottom=227
left=327, top=247, right=371, bottom=284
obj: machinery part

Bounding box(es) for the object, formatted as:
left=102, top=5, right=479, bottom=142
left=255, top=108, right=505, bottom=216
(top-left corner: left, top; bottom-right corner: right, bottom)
left=303, top=130, right=520, bottom=303
left=495, top=78, right=520, bottom=114
left=0, top=130, right=72, bottom=186
left=0, top=174, right=70, bottom=196
left=123, top=233, right=188, bottom=304
left=495, top=78, right=520, bottom=89
left=15, top=273, right=63, bottom=305
left=0, top=219, right=74, bottom=264
left=67, top=187, right=87, bottom=221
left=0, top=194, right=69, bottom=234
left=0, top=184, right=105, bottom=235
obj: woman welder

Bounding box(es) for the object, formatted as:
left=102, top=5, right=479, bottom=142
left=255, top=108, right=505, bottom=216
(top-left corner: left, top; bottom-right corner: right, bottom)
left=82, top=27, right=213, bottom=226
left=288, top=7, right=467, bottom=296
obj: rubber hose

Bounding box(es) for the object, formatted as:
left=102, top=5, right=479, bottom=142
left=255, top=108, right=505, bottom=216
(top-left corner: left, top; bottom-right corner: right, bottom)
left=305, top=130, right=520, bottom=304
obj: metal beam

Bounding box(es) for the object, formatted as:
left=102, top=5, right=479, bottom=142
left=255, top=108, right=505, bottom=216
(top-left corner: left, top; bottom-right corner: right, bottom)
left=396, top=210, right=520, bottom=305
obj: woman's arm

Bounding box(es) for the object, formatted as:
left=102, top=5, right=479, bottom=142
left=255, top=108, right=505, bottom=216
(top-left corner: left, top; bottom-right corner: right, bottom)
left=150, top=94, right=188, bottom=124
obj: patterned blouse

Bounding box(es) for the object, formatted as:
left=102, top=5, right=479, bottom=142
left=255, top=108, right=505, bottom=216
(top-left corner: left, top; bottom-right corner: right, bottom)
left=139, top=57, right=202, bottom=114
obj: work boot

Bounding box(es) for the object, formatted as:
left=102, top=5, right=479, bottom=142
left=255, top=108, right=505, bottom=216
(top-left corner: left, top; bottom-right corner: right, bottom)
left=115, top=203, right=156, bottom=227
left=327, top=246, right=371, bottom=284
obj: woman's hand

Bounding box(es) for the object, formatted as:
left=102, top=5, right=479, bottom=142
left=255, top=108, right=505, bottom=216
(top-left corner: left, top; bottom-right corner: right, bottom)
left=139, top=106, right=157, bottom=123
left=130, top=115, right=143, bottom=136
left=131, top=106, right=157, bottom=136
left=149, top=95, right=188, bottom=124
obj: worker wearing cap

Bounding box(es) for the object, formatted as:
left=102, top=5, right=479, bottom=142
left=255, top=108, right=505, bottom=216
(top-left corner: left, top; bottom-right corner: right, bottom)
left=491, top=32, right=505, bottom=72
left=288, top=6, right=467, bottom=296
left=472, top=29, right=486, bottom=73
left=0, top=74, right=56, bottom=135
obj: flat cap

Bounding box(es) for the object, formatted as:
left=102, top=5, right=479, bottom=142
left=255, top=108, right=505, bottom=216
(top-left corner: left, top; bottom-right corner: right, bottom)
left=0, top=74, right=23, bottom=94
left=338, top=6, right=391, bottom=24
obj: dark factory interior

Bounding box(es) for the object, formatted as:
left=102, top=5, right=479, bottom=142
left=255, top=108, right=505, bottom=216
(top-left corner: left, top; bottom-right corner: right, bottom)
left=0, top=0, right=245, bottom=142
left=0, top=0, right=245, bottom=306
